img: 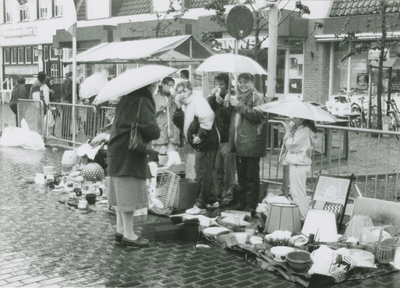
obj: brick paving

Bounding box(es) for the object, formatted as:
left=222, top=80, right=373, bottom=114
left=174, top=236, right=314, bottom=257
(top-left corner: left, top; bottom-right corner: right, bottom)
left=1, top=103, right=400, bottom=287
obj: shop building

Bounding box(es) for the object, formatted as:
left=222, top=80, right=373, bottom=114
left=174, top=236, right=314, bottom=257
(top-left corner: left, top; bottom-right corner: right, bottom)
left=304, top=0, right=400, bottom=104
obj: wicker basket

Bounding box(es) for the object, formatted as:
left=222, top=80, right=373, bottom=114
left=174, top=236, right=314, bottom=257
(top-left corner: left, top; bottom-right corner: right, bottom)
left=157, top=170, right=180, bottom=209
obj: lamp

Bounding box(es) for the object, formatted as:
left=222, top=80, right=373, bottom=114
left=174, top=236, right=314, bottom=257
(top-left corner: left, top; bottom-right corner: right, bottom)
left=264, top=203, right=301, bottom=234
left=302, top=210, right=338, bottom=242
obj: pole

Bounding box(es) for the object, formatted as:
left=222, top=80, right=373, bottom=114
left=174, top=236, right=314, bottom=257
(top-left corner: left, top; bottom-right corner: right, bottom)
left=267, top=3, right=278, bottom=100
left=72, top=35, right=77, bottom=146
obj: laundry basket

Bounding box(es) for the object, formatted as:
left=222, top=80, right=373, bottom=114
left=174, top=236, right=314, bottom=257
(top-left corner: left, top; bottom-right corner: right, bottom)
left=157, top=170, right=180, bottom=209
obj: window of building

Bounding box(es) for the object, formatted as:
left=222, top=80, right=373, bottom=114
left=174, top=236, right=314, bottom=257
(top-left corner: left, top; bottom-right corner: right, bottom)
left=276, top=49, right=286, bottom=94
left=33, top=47, right=39, bottom=63
left=5, top=0, right=13, bottom=23
left=50, top=46, right=58, bottom=59
left=20, top=7, right=30, bottom=21
left=54, top=0, right=64, bottom=17
left=25, top=47, right=32, bottom=63
left=44, top=46, right=49, bottom=60
left=11, top=48, right=17, bottom=64
left=50, top=63, right=59, bottom=77
left=18, top=47, right=25, bottom=63
left=4, top=49, right=11, bottom=64
left=39, top=0, right=50, bottom=19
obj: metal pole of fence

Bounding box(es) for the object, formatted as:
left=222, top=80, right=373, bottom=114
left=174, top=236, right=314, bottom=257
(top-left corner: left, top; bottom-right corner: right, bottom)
left=71, top=33, right=77, bottom=146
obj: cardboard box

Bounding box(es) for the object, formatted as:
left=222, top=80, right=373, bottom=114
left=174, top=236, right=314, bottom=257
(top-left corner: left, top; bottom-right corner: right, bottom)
left=173, top=178, right=197, bottom=210
left=142, top=221, right=183, bottom=242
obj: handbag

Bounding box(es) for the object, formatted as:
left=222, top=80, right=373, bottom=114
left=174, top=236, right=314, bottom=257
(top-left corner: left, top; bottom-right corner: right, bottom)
left=129, top=98, right=152, bottom=154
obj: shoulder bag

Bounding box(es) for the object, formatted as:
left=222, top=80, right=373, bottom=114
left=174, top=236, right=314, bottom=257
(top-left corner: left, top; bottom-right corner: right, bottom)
left=129, top=98, right=152, bottom=154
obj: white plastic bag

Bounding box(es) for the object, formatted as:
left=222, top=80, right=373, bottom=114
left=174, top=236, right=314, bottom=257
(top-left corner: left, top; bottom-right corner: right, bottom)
left=44, top=111, right=55, bottom=127
left=22, top=131, right=45, bottom=150
left=0, top=120, right=30, bottom=147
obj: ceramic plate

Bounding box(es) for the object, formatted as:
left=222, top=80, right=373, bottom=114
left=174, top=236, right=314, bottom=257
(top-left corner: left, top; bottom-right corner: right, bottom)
left=202, top=227, right=230, bottom=237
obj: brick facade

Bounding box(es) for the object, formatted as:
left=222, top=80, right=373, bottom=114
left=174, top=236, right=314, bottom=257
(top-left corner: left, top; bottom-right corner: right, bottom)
left=303, top=19, right=331, bottom=104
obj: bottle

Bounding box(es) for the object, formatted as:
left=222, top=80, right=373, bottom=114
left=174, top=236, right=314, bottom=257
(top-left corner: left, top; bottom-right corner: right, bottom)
left=233, top=214, right=241, bottom=232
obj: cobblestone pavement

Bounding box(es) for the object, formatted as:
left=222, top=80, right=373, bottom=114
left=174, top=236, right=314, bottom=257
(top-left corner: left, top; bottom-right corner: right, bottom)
left=1, top=103, right=400, bottom=288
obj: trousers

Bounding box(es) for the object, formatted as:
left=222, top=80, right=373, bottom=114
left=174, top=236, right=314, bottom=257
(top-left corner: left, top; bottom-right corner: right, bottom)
left=236, top=156, right=260, bottom=211
left=213, top=142, right=236, bottom=201
left=195, top=149, right=217, bottom=208
left=289, top=165, right=310, bottom=220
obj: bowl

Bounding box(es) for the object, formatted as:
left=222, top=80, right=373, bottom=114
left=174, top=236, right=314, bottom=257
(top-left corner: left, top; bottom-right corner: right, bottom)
left=286, top=250, right=312, bottom=270
left=85, top=193, right=97, bottom=205
left=270, top=246, right=295, bottom=262
left=43, top=166, right=55, bottom=175
left=216, top=231, right=232, bottom=244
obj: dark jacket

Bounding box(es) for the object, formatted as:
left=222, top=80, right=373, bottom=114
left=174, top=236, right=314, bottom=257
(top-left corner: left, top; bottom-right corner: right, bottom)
left=229, top=89, right=268, bottom=158
left=61, top=77, right=72, bottom=103
left=107, top=88, right=160, bottom=179
left=29, top=79, right=42, bottom=99
left=10, top=84, right=28, bottom=106
left=207, top=91, right=234, bottom=143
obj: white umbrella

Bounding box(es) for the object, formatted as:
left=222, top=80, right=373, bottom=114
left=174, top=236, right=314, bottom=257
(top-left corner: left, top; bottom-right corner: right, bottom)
left=93, top=65, right=177, bottom=105
left=255, top=100, right=338, bottom=123
left=80, top=72, right=108, bottom=99
left=195, top=54, right=267, bottom=75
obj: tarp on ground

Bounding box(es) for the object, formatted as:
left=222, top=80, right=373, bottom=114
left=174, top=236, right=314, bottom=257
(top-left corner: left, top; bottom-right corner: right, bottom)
left=64, top=35, right=217, bottom=64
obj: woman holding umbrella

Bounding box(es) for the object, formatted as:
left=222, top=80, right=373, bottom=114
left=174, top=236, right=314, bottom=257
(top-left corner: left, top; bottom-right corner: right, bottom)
left=281, top=117, right=317, bottom=221
left=107, top=81, right=160, bottom=247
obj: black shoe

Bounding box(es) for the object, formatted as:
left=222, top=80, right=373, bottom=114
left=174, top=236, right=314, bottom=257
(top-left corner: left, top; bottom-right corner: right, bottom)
left=122, top=236, right=150, bottom=248
left=115, top=232, right=123, bottom=243
left=231, top=204, right=245, bottom=211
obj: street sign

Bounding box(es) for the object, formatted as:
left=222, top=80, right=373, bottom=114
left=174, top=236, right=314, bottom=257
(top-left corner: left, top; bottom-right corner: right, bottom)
left=226, top=5, right=254, bottom=40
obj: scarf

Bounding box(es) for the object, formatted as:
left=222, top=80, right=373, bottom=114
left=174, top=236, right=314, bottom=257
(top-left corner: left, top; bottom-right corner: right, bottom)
left=233, top=88, right=255, bottom=146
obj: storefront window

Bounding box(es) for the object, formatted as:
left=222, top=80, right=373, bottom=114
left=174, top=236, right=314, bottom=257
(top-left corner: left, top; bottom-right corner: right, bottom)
left=44, top=46, right=49, bottom=60
left=4, top=49, right=11, bottom=64
left=25, top=47, right=32, bottom=63
left=33, top=47, right=39, bottom=63
left=11, top=48, right=17, bottom=64
left=18, top=47, right=25, bottom=63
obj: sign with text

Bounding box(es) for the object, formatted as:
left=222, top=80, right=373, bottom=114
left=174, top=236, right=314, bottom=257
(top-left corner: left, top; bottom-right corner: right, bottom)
left=3, top=27, right=37, bottom=38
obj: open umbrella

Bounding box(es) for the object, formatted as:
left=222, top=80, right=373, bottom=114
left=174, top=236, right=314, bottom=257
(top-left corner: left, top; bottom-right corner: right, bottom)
left=195, top=54, right=267, bottom=75
left=80, top=72, right=108, bottom=99
left=93, top=65, right=177, bottom=105
left=255, top=100, right=338, bottom=123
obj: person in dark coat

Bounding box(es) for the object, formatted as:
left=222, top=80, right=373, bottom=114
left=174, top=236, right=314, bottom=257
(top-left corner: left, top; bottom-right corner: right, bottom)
left=207, top=73, right=236, bottom=207
left=229, top=73, right=268, bottom=216
left=10, top=77, right=29, bottom=126
left=107, top=82, right=160, bottom=247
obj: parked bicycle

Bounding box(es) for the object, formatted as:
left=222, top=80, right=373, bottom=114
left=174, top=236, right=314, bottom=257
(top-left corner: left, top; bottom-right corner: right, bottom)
left=386, top=98, right=400, bottom=132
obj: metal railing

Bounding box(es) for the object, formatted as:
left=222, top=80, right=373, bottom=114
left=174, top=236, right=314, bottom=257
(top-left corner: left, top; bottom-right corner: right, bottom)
left=17, top=99, right=44, bottom=134
left=262, top=120, right=400, bottom=201
left=16, top=100, right=400, bottom=200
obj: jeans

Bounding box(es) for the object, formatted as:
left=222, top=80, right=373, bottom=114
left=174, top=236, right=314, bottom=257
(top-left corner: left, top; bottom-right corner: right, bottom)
left=195, top=149, right=217, bottom=208
left=213, top=142, right=236, bottom=202
left=236, top=156, right=260, bottom=211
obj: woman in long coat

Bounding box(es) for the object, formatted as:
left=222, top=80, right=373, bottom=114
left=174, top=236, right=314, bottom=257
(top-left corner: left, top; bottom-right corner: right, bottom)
left=107, top=82, right=160, bottom=247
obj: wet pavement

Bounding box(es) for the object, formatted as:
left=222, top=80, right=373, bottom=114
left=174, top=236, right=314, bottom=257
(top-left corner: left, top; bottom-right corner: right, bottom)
left=1, top=103, right=400, bottom=287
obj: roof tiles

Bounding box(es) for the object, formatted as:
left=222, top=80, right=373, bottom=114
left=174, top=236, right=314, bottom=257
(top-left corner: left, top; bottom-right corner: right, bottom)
left=329, top=0, right=400, bottom=17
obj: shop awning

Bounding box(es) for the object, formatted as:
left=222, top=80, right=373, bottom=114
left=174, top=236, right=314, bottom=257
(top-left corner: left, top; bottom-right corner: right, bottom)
left=64, top=35, right=217, bottom=64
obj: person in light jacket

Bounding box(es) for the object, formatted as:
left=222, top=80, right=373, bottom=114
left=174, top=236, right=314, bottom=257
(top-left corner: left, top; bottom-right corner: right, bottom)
left=229, top=73, right=268, bottom=216
left=173, top=81, right=219, bottom=215
left=282, top=117, right=317, bottom=220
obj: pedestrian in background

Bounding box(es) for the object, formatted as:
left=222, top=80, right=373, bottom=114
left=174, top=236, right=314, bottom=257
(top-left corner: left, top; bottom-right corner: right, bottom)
left=207, top=73, right=236, bottom=207
left=29, top=72, right=46, bottom=131
left=107, top=82, right=160, bottom=248
left=173, top=81, right=219, bottom=215
left=281, top=117, right=317, bottom=220
left=153, top=77, right=180, bottom=152
left=61, top=72, right=73, bottom=103
left=10, top=77, right=28, bottom=126
left=180, top=69, right=190, bottom=81
left=229, top=73, right=268, bottom=216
